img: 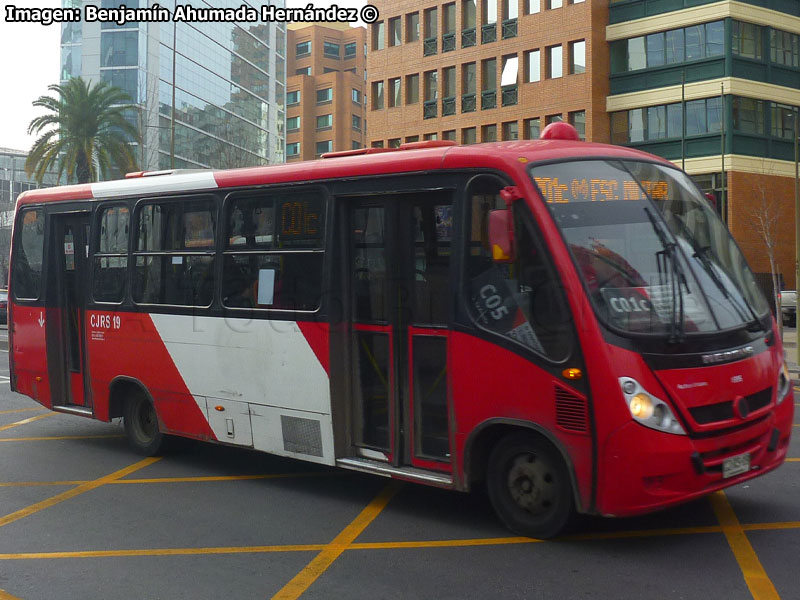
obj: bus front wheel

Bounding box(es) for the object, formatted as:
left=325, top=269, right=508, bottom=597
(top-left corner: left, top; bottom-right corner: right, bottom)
left=123, top=394, right=164, bottom=456
left=486, top=432, right=574, bottom=539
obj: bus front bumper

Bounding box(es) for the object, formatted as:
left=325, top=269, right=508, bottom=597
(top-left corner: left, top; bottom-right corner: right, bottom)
left=595, top=397, right=794, bottom=517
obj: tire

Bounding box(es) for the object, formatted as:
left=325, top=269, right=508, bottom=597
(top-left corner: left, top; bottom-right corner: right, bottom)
left=486, top=432, right=574, bottom=539
left=123, top=392, right=165, bottom=456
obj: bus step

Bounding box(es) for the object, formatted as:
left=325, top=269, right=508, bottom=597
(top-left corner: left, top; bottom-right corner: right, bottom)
left=52, top=405, right=95, bottom=418
left=336, top=457, right=453, bottom=488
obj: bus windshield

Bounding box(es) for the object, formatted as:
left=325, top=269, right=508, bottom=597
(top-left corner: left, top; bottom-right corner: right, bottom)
left=531, top=159, right=769, bottom=337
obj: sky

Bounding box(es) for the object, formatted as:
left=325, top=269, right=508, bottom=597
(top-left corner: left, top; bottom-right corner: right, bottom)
left=0, top=0, right=368, bottom=152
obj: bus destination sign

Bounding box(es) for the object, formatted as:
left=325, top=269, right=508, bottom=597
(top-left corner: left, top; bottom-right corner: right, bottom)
left=534, top=177, right=669, bottom=204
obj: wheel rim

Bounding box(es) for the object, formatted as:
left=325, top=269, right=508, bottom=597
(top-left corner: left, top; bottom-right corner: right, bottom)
left=134, top=402, right=158, bottom=442
left=506, top=452, right=558, bottom=516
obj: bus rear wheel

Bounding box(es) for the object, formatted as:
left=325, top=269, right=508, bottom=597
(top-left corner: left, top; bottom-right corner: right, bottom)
left=123, top=393, right=164, bottom=456
left=486, top=432, right=574, bottom=539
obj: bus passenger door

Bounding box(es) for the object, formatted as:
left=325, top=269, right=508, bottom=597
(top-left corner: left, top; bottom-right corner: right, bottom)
left=47, top=212, right=91, bottom=410
left=345, top=194, right=453, bottom=473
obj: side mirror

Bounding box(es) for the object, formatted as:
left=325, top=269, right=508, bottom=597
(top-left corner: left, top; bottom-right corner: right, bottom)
left=488, top=209, right=515, bottom=263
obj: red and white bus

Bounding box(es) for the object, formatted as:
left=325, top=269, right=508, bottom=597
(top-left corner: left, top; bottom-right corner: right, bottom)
left=8, top=124, right=793, bottom=538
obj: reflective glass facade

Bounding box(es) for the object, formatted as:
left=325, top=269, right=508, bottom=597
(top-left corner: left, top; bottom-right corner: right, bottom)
left=60, top=0, right=286, bottom=172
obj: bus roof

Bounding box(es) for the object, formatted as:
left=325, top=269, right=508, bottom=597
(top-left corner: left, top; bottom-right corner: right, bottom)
left=16, top=139, right=672, bottom=206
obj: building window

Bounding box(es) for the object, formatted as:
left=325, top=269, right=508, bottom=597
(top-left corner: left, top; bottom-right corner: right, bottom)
left=316, top=88, right=333, bottom=104
left=462, top=127, right=477, bottom=144
left=352, top=114, right=362, bottom=130
left=389, top=77, right=402, bottom=107
left=287, top=142, right=300, bottom=157
left=443, top=3, right=456, bottom=51
left=569, top=40, right=585, bottom=74
left=481, top=58, right=497, bottom=109
left=323, top=41, right=340, bottom=58
left=771, top=29, right=800, bottom=67
left=296, top=41, right=311, bottom=57
left=287, top=116, right=300, bottom=131
left=524, top=49, right=540, bottom=82
left=547, top=45, right=562, bottom=78
left=525, top=0, right=540, bottom=13
left=502, top=121, right=518, bottom=140
left=352, top=88, right=361, bottom=104
left=424, top=70, right=438, bottom=101
left=407, top=12, right=420, bottom=42
left=734, top=97, right=765, bottom=135
left=316, top=140, right=332, bottom=156
left=389, top=17, right=402, bottom=46
left=482, top=124, right=497, bottom=142
left=344, top=42, right=357, bottom=58
left=548, top=0, right=562, bottom=8
left=372, top=140, right=385, bottom=148
left=352, top=141, right=362, bottom=149
left=463, top=0, right=476, bottom=30
left=483, top=0, right=497, bottom=24
left=316, top=114, right=333, bottom=130
left=389, top=138, right=402, bottom=148
left=614, top=20, right=726, bottom=72
left=296, top=67, right=311, bottom=76
left=443, top=129, right=456, bottom=140
left=733, top=21, right=763, bottom=59
left=769, top=102, right=793, bottom=138
left=569, top=110, right=586, bottom=139
left=546, top=114, right=562, bottom=125
left=287, top=90, right=300, bottom=105
left=373, top=21, right=385, bottom=50
left=424, top=7, right=438, bottom=55
left=406, top=73, right=420, bottom=104
left=406, top=135, right=420, bottom=142
left=524, top=117, right=540, bottom=139
left=372, top=81, right=384, bottom=109
left=424, top=132, right=439, bottom=140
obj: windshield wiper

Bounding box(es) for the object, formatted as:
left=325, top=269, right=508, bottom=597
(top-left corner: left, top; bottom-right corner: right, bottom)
left=644, top=207, right=686, bottom=343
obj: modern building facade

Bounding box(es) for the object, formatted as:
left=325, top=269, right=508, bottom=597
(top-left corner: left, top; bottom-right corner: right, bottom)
left=366, top=0, right=608, bottom=146
left=60, top=0, right=287, bottom=173
left=285, top=22, right=367, bottom=161
left=607, top=0, right=800, bottom=286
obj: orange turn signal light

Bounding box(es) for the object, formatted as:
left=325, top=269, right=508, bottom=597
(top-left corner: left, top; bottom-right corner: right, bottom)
left=214, top=405, right=225, bottom=412
left=562, top=368, right=582, bottom=380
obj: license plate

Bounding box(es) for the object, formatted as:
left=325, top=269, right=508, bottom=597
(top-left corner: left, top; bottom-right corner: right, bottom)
left=722, top=453, right=750, bottom=479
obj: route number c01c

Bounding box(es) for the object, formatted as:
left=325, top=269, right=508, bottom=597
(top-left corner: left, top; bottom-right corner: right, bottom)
left=609, top=296, right=651, bottom=313
left=479, top=285, right=510, bottom=320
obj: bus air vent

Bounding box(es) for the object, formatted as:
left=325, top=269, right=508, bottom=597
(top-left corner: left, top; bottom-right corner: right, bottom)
left=280, top=415, right=323, bottom=457
left=554, top=385, right=588, bottom=433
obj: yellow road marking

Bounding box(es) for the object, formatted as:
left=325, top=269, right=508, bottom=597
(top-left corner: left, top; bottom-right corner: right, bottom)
left=0, top=588, right=22, bottom=600
left=0, top=457, right=160, bottom=529
left=0, top=413, right=54, bottom=432
left=709, top=491, right=780, bottom=600
left=787, top=458, right=800, bottom=462
left=0, top=434, right=124, bottom=442
left=272, top=481, right=401, bottom=600
left=0, top=408, right=46, bottom=415
left=1, top=520, right=800, bottom=562
left=0, top=472, right=336, bottom=488
left=0, top=544, right=325, bottom=560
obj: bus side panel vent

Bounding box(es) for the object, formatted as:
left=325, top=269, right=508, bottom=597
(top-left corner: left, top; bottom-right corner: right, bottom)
left=281, top=415, right=324, bottom=457
left=554, top=385, right=588, bottom=434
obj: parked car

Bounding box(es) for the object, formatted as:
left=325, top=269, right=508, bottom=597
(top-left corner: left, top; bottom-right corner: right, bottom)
left=0, top=289, right=6, bottom=324
left=779, top=289, right=796, bottom=326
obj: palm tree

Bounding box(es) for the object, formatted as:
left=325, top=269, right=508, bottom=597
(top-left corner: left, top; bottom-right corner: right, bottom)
left=25, top=77, right=140, bottom=184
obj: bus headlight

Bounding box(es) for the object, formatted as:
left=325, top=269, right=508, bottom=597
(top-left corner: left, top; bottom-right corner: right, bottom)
left=777, top=362, right=791, bottom=404
left=619, top=377, right=686, bottom=435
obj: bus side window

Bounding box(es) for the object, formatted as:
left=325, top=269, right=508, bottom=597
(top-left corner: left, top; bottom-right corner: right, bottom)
left=93, top=205, right=129, bottom=303
left=464, top=177, right=571, bottom=362
left=12, top=208, right=45, bottom=300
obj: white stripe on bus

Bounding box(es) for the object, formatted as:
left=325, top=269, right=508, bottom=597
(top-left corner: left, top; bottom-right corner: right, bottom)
left=91, top=171, right=218, bottom=199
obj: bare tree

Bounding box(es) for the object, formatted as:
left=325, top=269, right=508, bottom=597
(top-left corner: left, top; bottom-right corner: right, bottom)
left=747, top=180, right=782, bottom=335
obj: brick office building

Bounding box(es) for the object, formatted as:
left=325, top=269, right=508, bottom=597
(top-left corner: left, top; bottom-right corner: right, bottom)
left=365, top=0, right=609, bottom=146
left=286, top=22, right=367, bottom=161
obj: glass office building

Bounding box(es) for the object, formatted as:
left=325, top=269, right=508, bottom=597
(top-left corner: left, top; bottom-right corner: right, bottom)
left=61, top=0, right=286, bottom=172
